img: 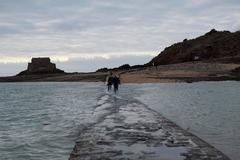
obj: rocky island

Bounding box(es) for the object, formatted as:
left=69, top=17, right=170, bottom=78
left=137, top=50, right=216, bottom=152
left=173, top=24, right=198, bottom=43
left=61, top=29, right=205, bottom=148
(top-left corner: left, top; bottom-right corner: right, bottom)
left=18, top=57, right=64, bottom=75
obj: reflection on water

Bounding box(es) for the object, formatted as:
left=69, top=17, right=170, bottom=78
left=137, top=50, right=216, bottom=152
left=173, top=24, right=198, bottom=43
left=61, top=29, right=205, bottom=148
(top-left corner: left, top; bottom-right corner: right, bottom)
left=0, top=81, right=239, bottom=160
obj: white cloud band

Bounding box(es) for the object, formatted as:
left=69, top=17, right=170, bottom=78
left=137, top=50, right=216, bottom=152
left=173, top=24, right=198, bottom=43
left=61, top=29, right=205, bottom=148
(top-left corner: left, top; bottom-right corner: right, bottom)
left=0, top=51, right=157, bottom=64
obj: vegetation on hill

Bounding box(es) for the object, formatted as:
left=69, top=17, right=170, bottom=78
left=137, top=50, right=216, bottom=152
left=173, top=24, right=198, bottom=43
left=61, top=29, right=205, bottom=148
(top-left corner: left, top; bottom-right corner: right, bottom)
left=148, top=29, right=240, bottom=66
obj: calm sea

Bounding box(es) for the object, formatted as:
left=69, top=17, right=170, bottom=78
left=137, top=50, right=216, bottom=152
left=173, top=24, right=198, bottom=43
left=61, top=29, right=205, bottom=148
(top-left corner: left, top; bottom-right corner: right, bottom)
left=0, top=82, right=239, bottom=160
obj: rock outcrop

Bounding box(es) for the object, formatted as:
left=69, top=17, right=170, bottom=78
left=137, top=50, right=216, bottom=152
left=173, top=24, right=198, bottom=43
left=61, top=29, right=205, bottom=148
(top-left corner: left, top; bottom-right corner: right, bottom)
left=148, top=29, right=240, bottom=66
left=18, top=57, right=64, bottom=75
left=96, top=64, right=131, bottom=72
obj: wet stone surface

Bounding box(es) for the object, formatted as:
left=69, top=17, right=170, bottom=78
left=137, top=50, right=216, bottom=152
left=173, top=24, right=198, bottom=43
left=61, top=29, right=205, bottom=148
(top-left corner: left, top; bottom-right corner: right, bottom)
left=69, top=94, right=230, bottom=160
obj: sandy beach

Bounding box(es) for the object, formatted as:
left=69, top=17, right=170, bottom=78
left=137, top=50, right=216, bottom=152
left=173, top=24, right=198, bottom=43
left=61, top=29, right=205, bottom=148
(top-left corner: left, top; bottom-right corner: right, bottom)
left=120, top=62, right=240, bottom=83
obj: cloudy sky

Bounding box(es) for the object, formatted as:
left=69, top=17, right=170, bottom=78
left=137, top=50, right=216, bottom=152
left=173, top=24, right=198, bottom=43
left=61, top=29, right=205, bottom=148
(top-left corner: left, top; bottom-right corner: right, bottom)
left=0, top=0, right=240, bottom=76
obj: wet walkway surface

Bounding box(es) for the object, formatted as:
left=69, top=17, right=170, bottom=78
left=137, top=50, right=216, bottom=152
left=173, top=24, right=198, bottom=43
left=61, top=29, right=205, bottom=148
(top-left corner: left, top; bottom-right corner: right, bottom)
left=69, top=94, right=230, bottom=160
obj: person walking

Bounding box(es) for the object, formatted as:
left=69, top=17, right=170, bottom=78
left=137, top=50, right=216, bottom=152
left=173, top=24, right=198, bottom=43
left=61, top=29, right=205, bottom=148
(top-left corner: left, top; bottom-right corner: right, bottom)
left=112, top=75, right=120, bottom=94
left=106, top=72, right=113, bottom=91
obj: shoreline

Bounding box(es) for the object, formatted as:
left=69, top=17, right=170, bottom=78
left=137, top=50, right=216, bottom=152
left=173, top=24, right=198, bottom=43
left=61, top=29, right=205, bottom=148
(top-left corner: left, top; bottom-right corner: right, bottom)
left=0, top=62, right=239, bottom=83
left=0, top=77, right=239, bottom=83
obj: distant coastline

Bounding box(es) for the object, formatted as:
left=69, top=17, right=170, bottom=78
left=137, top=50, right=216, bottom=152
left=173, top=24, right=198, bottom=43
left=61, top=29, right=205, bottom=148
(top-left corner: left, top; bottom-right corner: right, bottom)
left=1, top=29, right=240, bottom=83
left=0, top=61, right=240, bottom=83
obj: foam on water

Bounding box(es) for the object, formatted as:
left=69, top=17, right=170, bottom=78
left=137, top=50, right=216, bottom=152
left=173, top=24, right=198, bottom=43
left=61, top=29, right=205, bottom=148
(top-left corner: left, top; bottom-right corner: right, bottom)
left=97, top=94, right=110, bottom=105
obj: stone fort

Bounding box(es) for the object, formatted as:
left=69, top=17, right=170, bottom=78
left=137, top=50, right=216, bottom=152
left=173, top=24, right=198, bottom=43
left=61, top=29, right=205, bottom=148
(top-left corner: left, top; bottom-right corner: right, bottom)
left=18, top=57, right=64, bottom=75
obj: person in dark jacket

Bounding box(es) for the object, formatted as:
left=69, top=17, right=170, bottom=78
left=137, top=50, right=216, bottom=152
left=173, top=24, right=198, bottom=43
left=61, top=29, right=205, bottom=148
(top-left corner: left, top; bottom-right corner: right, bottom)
left=112, top=75, right=120, bottom=93
left=106, top=72, right=113, bottom=91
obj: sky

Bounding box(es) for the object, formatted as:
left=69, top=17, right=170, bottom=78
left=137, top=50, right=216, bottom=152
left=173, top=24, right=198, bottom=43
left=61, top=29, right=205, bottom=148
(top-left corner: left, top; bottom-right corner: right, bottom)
left=0, top=0, right=240, bottom=76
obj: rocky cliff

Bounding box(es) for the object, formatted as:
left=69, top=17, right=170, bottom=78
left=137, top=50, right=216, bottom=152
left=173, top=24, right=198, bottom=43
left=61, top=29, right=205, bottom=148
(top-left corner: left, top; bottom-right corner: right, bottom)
left=148, top=29, right=240, bottom=66
left=18, top=57, right=64, bottom=75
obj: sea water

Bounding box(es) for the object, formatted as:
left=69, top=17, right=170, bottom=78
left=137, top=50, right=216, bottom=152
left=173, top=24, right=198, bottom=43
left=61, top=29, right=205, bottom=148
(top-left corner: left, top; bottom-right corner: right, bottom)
left=0, top=82, right=239, bottom=160
left=0, top=82, right=103, bottom=160
left=132, top=81, right=240, bottom=160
